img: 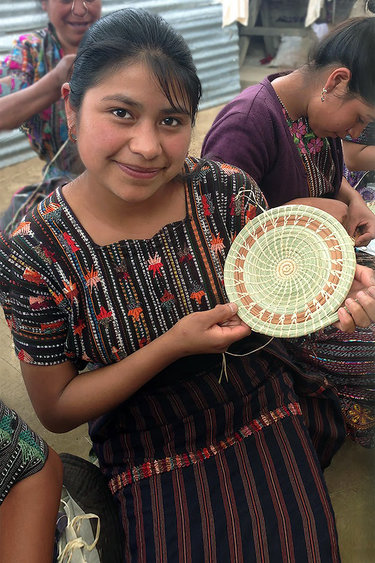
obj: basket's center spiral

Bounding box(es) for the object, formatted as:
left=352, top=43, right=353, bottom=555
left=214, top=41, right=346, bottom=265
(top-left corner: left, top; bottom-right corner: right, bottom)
left=276, top=258, right=297, bottom=278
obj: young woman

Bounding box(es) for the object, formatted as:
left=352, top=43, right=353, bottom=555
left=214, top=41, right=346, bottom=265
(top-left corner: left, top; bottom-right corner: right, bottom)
left=1, top=9, right=375, bottom=561
left=202, top=17, right=375, bottom=447
left=0, top=400, right=62, bottom=563
left=0, top=0, right=102, bottom=235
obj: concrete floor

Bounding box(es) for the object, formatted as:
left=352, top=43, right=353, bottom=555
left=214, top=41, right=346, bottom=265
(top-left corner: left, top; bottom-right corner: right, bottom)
left=0, top=54, right=374, bottom=561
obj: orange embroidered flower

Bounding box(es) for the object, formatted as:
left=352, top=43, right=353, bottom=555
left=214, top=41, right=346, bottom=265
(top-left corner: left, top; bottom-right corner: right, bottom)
left=23, top=267, right=45, bottom=285
left=211, top=233, right=224, bottom=254
left=84, top=266, right=101, bottom=290
left=220, top=163, right=241, bottom=175
left=51, top=291, right=64, bottom=306
left=11, top=221, right=31, bottom=237
left=63, top=278, right=79, bottom=302
left=74, top=319, right=86, bottom=337
left=43, top=202, right=61, bottom=215
left=190, top=290, right=205, bottom=305
left=128, top=307, right=143, bottom=322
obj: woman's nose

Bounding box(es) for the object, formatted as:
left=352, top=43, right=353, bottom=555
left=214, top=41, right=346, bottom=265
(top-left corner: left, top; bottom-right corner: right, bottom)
left=129, top=124, right=162, bottom=160
left=347, top=123, right=366, bottom=140
left=70, top=1, right=89, bottom=17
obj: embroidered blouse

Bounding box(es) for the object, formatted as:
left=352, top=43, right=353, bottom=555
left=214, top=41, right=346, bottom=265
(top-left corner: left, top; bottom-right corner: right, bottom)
left=0, top=158, right=265, bottom=369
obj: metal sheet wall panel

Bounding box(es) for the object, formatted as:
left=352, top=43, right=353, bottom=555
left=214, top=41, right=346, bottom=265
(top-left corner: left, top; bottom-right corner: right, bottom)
left=0, top=0, right=239, bottom=168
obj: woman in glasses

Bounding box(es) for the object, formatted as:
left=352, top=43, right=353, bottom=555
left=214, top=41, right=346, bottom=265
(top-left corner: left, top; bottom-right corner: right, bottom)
left=0, top=0, right=102, bottom=235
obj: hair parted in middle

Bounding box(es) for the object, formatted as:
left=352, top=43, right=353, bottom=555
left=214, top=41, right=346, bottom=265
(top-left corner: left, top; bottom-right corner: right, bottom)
left=68, top=7, right=202, bottom=124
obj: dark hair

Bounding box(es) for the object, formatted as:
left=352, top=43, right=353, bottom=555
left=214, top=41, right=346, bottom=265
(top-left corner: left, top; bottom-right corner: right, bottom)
left=308, top=17, right=375, bottom=105
left=69, top=8, right=202, bottom=123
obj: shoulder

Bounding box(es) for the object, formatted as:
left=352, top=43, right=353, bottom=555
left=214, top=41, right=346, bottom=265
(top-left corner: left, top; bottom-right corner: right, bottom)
left=185, top=156, right=251, bottom=183
left=7, top=190, right=66, bottom=271
left=216, top=76, right=282, bottom=122
left=185, top=156, right=260, bottom=201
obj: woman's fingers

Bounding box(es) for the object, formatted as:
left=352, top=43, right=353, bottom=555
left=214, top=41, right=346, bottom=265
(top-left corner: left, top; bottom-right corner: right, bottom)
left=336, top=286, right=375, bottom=331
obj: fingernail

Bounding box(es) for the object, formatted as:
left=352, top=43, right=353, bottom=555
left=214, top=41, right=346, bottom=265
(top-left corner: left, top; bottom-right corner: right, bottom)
left=228, top=302, right=237, bottom=314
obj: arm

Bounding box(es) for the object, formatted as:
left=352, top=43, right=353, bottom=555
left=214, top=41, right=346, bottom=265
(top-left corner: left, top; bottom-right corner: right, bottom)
left=342, top=139, right=375, bottom=171
left=0, top=448, right=62, bottom=563
left=336, top=176, right=375, bottom=245
left=0, top=54, right=75, bottom=131
left=286, top=197, right=349, bottom=227
left=21, top=304, right=252, bottom=433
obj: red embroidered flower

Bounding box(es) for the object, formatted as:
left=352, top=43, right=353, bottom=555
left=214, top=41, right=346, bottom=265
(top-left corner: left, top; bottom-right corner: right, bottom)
left=147, top=253, right=163, bottom=277
left=63, top=232, right=79, bottom=252
left=74, top=319, right=86, bottom=337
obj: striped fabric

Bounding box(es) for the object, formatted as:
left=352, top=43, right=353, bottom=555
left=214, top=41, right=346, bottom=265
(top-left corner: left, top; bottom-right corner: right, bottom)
left=0, top=158, right=344, bottom=561
left=0, top=400, right=47, bottom=504
left=278, top=100, right=375, bottom=448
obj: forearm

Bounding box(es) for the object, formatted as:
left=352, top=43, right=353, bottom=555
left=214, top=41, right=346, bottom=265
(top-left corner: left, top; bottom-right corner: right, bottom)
left=336, top=177, right=363, bottom=205
left=343, top=140, right=375, bottom=171
left=25, top=330, right=184, bottom=433
left=0, top=73, right=62, bottom=130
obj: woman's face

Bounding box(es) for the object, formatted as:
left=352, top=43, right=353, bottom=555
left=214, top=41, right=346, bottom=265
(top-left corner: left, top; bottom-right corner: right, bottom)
left=66, top=61, right=192, bottom=207
left=41, top=0, right=101, bottom=53
left=309, top=92, right=375, bottom=140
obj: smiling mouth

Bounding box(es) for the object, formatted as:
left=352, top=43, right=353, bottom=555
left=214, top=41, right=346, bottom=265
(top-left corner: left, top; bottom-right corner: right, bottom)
left=115, top=162, right=162, bottom=179
left=67, top=21, right=91, bottom=28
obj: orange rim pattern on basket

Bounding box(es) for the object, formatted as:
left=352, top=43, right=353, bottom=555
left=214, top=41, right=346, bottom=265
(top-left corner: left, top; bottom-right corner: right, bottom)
left=224, top=205, right=356, bottom=338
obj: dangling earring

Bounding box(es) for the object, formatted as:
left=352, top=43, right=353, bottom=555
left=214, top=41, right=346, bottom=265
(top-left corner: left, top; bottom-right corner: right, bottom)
left=321, top=87, right=328, bottom=102
left=68, top=128, right=77, bottom=143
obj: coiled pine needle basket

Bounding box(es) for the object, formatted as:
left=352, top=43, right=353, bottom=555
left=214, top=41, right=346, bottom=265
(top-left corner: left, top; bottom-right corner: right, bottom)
left=224, top=204, right=356, bottom=338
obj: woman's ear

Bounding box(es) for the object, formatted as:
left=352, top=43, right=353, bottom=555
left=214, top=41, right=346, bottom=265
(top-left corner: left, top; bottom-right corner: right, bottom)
left=324, top=67, right=352, bottom=95
left=62, top=83, right=78, bottom=141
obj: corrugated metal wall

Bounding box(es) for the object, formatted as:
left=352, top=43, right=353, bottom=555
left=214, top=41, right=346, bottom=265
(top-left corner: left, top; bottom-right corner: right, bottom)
left=0, top=0, right=240, bottom=168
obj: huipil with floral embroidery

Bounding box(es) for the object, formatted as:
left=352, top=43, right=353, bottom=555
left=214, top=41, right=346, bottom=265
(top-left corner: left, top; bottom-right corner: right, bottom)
left=0, top=158, right=265, bottom=369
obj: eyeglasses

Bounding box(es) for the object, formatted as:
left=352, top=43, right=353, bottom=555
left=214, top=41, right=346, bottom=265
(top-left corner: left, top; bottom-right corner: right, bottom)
left=59, top=0, right=97, bottom=4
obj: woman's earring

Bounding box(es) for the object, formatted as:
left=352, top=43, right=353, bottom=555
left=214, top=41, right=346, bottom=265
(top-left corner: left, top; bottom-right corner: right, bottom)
left=321, top=87, right=328, bottom=102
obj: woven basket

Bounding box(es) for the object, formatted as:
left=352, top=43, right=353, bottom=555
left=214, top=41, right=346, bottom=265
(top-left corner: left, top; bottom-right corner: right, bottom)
left=224, top=204, right=356, bottom=338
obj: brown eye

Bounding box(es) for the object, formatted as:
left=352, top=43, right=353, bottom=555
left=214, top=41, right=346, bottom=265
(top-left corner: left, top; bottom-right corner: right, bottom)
left=112, top=109, right=131, bottom=119
left=161, top=117, right=180, bottom=127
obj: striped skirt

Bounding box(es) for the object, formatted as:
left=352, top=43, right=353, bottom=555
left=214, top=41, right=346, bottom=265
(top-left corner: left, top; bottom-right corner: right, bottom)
left=90, top=346, right=344, bottom=562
